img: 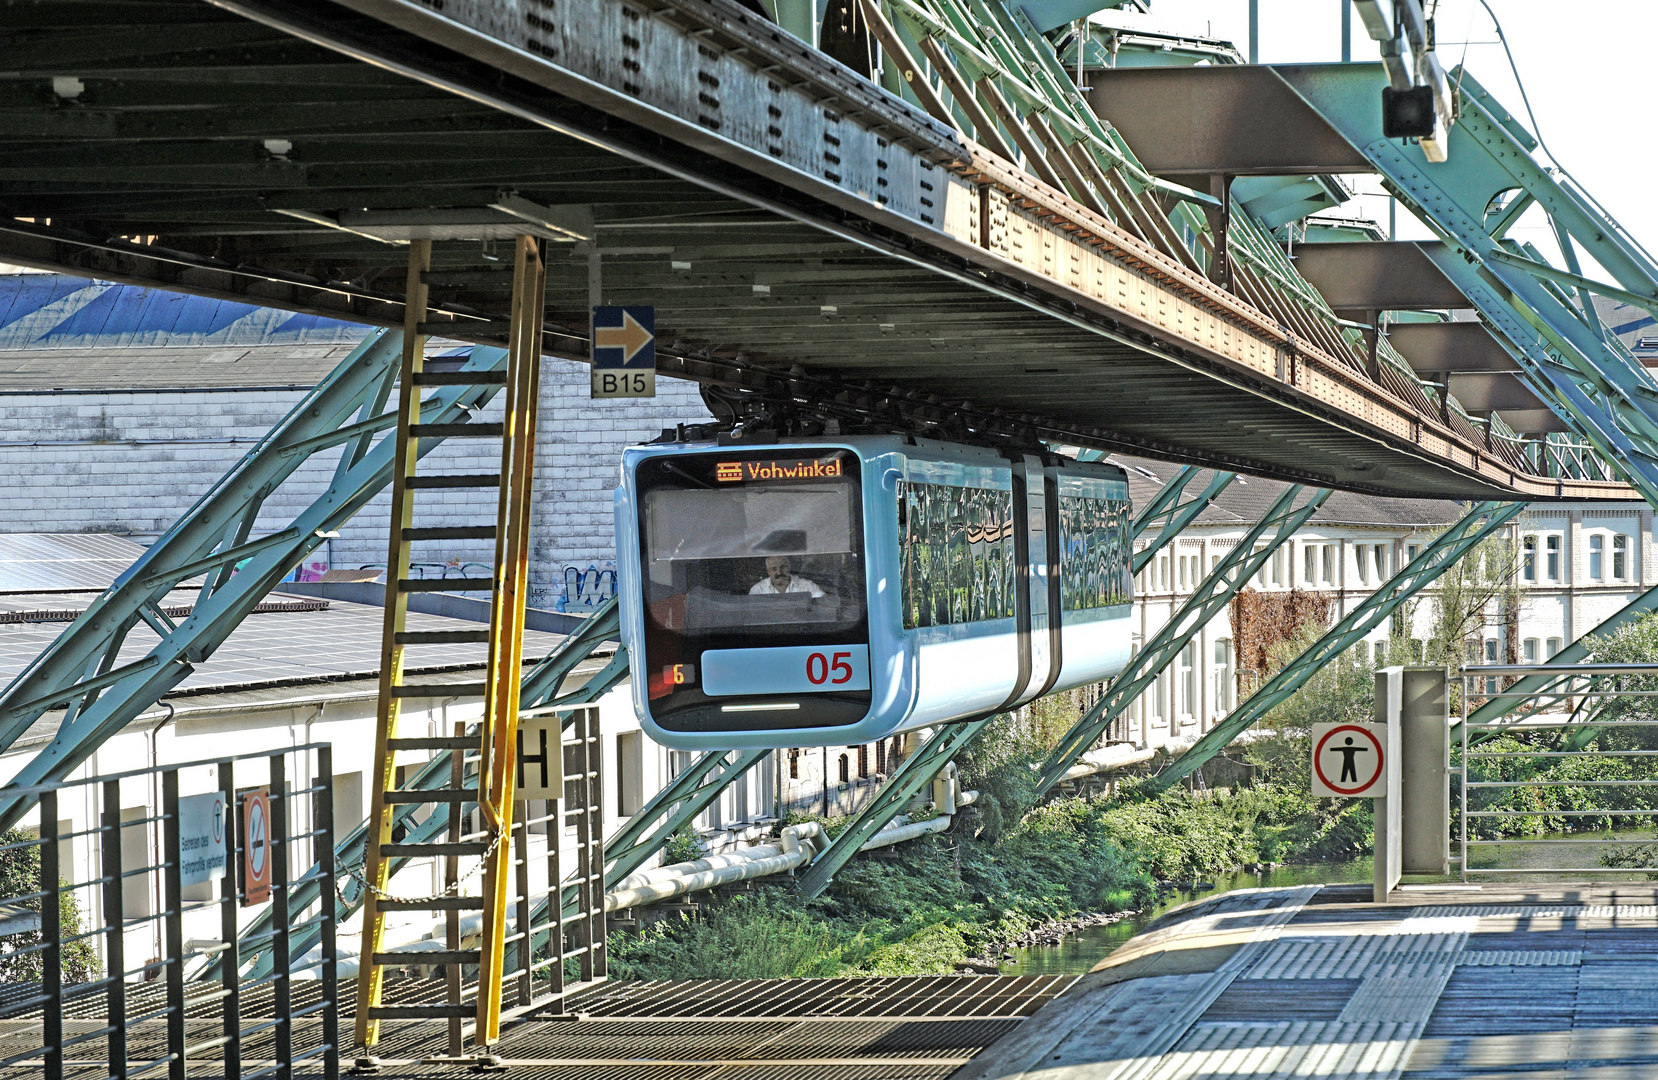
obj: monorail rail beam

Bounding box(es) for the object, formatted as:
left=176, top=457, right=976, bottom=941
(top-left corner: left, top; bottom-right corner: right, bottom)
left=1151, top=499, right=1528, bottom=790
left=0, top=332, right=513, bottom=830
left=1279, top=64, right=1658, bottom=504
left=1033, top=483, right=1332, bottom=799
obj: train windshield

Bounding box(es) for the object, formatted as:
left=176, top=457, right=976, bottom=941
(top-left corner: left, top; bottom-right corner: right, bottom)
left=635, top=449, right=869, bottom=730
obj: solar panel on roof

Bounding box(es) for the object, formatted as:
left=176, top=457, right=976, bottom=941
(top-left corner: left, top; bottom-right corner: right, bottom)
left=0, top=533, right=150, bottom=591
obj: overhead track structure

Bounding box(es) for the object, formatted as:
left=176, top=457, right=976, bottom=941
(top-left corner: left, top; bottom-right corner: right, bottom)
left=0, top=0, right=1631, bottom=502
left=1089, top=61, right=1658, bottom=505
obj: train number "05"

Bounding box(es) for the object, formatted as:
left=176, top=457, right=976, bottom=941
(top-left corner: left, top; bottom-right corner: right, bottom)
left=805, top=651, right=855, bottom=685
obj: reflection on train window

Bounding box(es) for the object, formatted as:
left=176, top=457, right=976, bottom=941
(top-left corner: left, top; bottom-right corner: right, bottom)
left=897, top=480, right=1016, bottom=629
left=1058, top=496, right=1132, bottom=610
left=641, top=477, right=865, bottom=635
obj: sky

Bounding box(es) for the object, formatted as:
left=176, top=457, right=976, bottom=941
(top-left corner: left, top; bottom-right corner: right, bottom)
left=1137, top=1, right=1658, bottom=270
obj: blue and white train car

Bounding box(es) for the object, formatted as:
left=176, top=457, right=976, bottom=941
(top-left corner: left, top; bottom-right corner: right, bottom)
left=614, top=436, right=1133, bottom=750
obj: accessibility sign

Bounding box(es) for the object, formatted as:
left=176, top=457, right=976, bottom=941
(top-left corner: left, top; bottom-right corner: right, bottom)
left=1310, top=722, right=1388, bottom=798
left=591, top=304, right=655, bottom=399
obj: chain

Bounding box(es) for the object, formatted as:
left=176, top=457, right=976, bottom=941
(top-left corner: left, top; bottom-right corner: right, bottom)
left=339, top=825, right=509, bottom=905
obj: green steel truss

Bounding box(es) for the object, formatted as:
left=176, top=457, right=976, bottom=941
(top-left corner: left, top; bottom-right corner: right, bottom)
left=1151, top=500, right=1528, bottom=791
left=1461, top=583, right=1658, bottom=734
left=1130, top=467, right=1238, bottom=575
left=1276, top=64, right=1658, bottom=504
left=1032, top=484, right=1332, bottom=799
left=0, top=330, right=511, bottom=829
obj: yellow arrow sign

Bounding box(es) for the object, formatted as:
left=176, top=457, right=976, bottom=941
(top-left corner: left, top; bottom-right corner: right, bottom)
left=594, top=309, right=653, bottom=364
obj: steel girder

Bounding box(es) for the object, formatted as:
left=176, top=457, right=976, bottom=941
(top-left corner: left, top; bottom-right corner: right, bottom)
left=0, top=331, right=512, bottom=829
left=1277, top=64, right=1658, bottom=505
left=1032, top=484, right=1333, bottom=799
left=1151, top=500, right=1529, bottom=791
left=794, top=715, right=990, bottom=899
left=1130, top=467, right=1238, bottom=575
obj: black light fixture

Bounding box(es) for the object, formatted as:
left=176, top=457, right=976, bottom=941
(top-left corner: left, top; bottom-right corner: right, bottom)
left=1382, top=85, right=1436, bottom=139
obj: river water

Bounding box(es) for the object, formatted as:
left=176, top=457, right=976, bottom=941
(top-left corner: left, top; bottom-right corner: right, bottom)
left=1007, top=828, right=1658, bottom=976
left=1005, top=857, right=1375, bottom=977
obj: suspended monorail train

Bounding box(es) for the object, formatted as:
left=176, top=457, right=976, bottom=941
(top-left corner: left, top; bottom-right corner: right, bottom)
left=614, top=436, right=1134, bottom=750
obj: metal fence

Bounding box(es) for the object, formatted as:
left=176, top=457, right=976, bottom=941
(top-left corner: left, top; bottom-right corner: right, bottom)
left=0, top=744, right=337, bottom=1080
left=1459, top=664, right=1658, bottom=879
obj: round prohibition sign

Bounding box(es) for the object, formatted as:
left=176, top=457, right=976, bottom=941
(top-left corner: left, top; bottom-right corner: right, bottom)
left=1313, top=723, right=1385, bottom=796
left=247, top=799, right=268, bottom=877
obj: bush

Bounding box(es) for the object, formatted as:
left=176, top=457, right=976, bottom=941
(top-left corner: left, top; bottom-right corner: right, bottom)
left=0, top=827, right=98, bottom=983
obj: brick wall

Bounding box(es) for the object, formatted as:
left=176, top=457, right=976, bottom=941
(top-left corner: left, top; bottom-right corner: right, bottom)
left=0, top=358, right=712, bottom=606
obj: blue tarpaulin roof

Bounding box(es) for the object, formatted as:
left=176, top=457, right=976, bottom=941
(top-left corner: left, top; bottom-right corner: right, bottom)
left=0, top=273, right=369, bottom=350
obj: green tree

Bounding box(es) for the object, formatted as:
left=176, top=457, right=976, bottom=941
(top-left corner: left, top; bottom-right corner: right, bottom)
left=0, top=827, right=99, bottom=982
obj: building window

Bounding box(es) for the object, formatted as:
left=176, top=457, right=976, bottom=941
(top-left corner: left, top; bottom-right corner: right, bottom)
left=1374, top=640, right=1386, bottom=665
left=1522, top=536, right=1537, bottom=582
left=617, top=732, right=644, bottom=817
left=1160, top=552, right=1171, bottom=591
left=1213, top=638, right=1232, bottom=713
left=1154, top=669, right=1168, bottom=721
left=1354, top=547, right=1368, bottom=586
left=1614, top=534, right=1629, bottom=581
left=1271, top=547, right=1285, bottom=586
left=1589, top=534, right=1605, bottom=581
left=1179, top=642, right=1196, bottom=718
left=1374, top=543, right=1389, bottom=580
left=837, top=754, right=850, bottom=784
left=1304, top=544, right=1317, bottom=585
left=1547, top=636, right=1563, bottom=658
left=1322, top=545, right=1335, bottom=585
left=788, top=747, right=800, bottom=780
left=1523, top=638, right=1539, bottom=664
left=1406, top=543, right=1422, bottom=566
left=857, top=744, right=869, bottom=778
left=1484, top=639, right=1499, bottom=694
left=1546, top=535, right=1561, bottom=581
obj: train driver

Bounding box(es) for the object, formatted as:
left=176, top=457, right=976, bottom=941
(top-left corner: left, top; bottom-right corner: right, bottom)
left=749, top=555, right=826, bottom=597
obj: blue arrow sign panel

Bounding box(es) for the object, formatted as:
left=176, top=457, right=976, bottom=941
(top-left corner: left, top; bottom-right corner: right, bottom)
left=590, top=305, right=656, bottom=399
left=592, top=305, right=655, bottom=368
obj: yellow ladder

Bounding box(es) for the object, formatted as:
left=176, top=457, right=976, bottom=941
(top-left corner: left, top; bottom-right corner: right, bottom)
left=353, top=235, right=545, bottom=1055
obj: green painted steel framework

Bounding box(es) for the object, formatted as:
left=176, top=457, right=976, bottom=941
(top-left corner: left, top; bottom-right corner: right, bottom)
left=1153, top=500, right=1529, bottom=790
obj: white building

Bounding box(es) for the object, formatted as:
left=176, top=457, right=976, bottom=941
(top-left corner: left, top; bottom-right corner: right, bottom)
left=1111, top=456, right=1654, bottom=745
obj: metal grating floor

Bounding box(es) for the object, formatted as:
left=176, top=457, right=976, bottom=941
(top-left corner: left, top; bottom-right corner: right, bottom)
left=1, top=975, right=1071, bottom=1078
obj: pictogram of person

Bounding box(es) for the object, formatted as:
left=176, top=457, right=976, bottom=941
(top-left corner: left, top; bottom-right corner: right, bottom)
left=1334, top=735, right=1369, bottom=784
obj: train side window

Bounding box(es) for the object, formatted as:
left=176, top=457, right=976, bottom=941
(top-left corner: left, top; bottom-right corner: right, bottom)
left=898, top=479, right=1016, bottom=629
left=1057, top=495, right=1131, bottom=611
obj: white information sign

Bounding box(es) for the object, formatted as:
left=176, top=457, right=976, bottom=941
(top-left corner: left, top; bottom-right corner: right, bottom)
left=178, top=791, right=228, bottom=886
left=516, top=717, right=565, bottom=801
left=1310, top=722, right=1388, bottom=798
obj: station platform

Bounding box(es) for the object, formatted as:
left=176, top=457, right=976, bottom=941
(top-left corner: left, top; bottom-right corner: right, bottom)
left=956, top=883, right=1658, bottom=1080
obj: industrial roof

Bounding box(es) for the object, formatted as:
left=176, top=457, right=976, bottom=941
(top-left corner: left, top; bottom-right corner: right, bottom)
left=0, top=593, right=574, bottom=700
left=0, top=533, right=156, bottom=591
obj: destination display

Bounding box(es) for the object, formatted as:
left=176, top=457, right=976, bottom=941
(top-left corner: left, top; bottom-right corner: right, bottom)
left=715, top=457, right=847, bottom=483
